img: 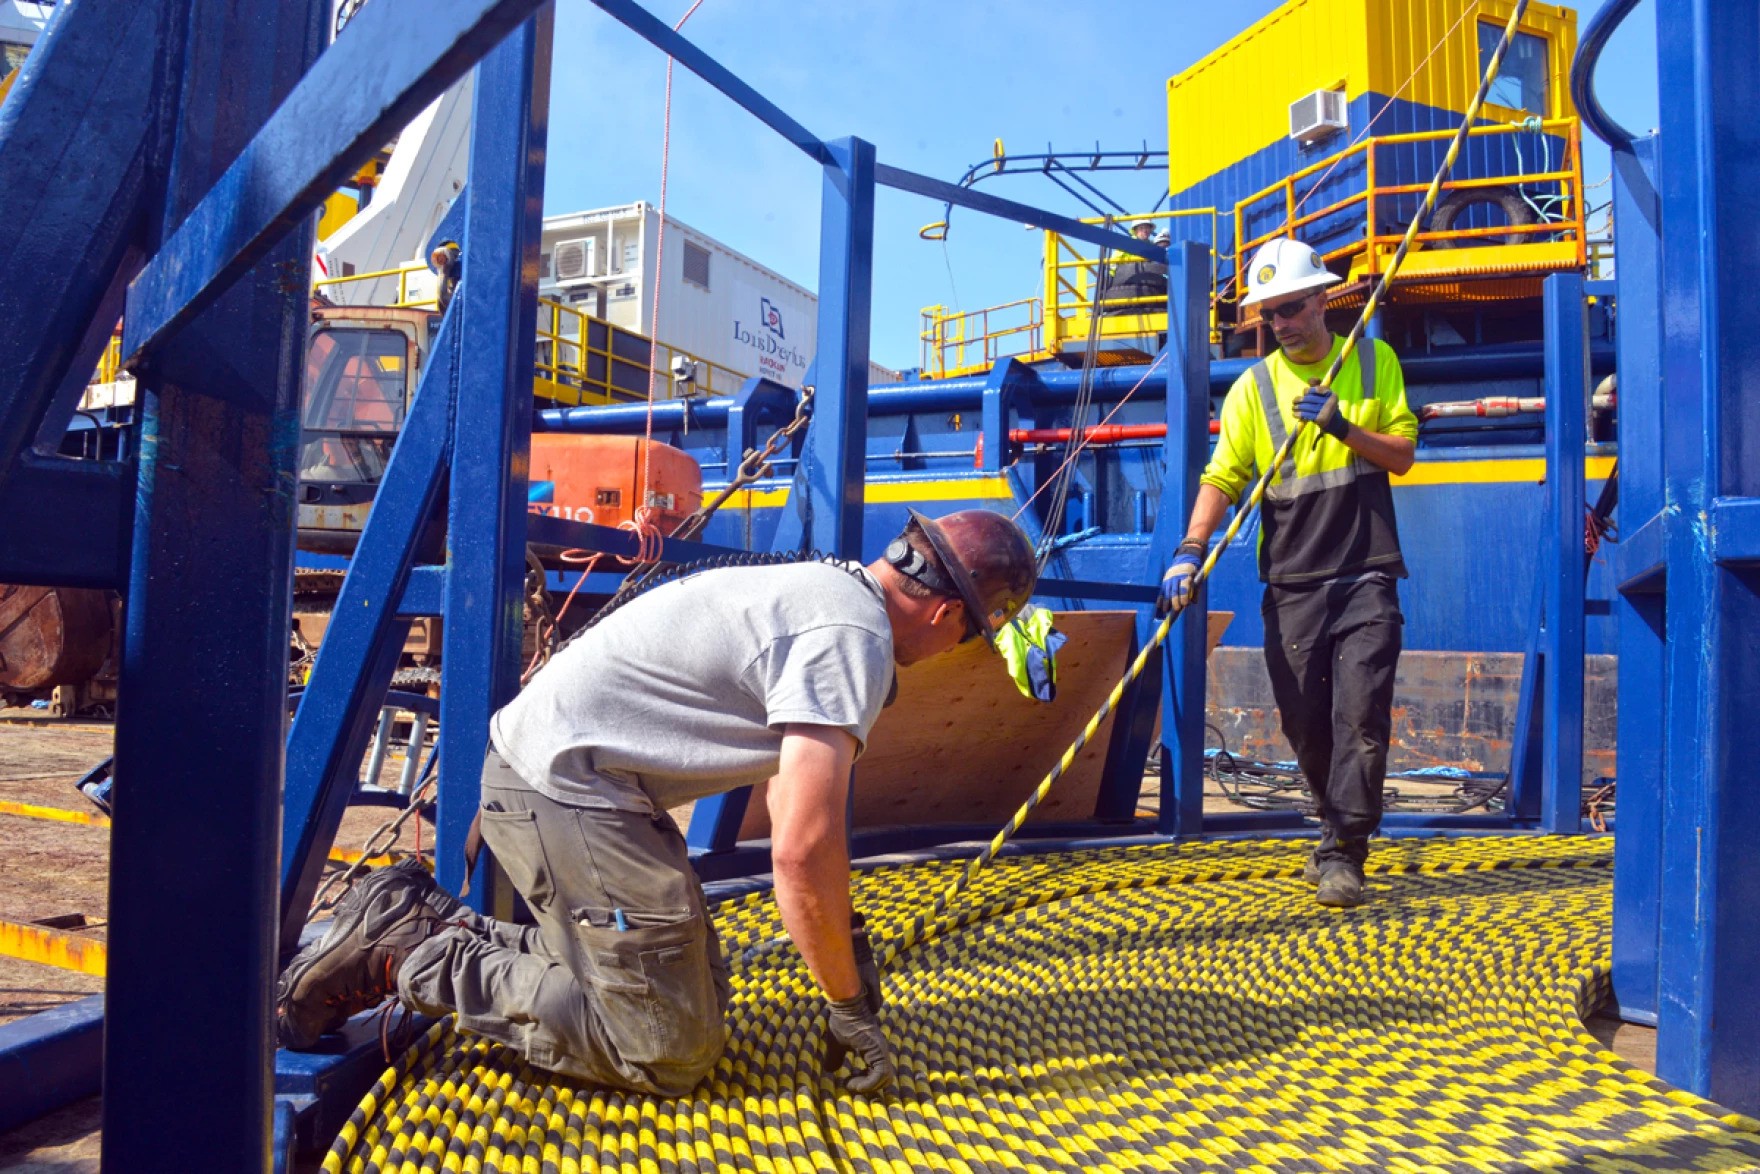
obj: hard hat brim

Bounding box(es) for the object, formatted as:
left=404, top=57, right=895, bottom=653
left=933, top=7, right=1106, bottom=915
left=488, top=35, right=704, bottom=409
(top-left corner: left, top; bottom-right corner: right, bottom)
left=1241, top=268, right=1342, bottom=307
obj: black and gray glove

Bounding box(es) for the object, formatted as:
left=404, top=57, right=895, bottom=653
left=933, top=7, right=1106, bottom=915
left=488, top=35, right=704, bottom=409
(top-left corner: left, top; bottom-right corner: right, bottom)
left=824, top=993, right=895, bottom=1093
left=825, top=912, right=893, bottom=1091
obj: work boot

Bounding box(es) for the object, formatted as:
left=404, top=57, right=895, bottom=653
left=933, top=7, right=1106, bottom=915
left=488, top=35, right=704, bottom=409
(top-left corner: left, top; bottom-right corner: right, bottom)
left=1315, top=860, right=1366, bottom=909
left=275, top=864, right=462, bottom=1049
left=1302, top=848, right=1322, bottom=885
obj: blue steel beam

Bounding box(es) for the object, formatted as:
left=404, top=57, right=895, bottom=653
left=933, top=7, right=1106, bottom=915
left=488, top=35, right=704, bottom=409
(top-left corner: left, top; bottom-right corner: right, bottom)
left=1610, top=136, right=1665, bottom=1024
left=280, top=314, right=460, bottom=953
left=0, top=996, right=102, bottom=1136
left=540, top=343, right=1616, bottom=434
left=1095, top=249, right=1207, bottom=827
left=1653, top=0, right=1760, bottom=1113
left=876, top=163, right=1164, bottom=262
left=1538, top=274, right=1587, bottom=833
left=0, top=0, right=159, bottom=483
left=122, top=0, right=544, bottom=363
left=525, top=514, right=744, bottom=564
left=0, top=457, right=132, bottom=588
left=436, top=12, right=552, bottom=902
left=586, top=0, right=831, bottom=167
left=771, top=137, right=876, bottom=558
left=688, top=135, right=875, bottom=855
left=1154, top=244, right=1212, bottom=836
left=103, top=0, right=326, bottom=1164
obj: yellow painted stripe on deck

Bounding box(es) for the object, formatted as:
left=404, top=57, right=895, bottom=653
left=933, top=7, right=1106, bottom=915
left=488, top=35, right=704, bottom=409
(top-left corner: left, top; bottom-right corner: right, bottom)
left=728, top=476, right=1015, bottom=510
left=1395, top=455, right=1616, bottom=487
left=716, top=460, right=1610, bottom=510
left=0, top=919, right=106, bottom=976
left=0, top=802, right=414, bottom=868
left=0, top=800, right=109, bottom=827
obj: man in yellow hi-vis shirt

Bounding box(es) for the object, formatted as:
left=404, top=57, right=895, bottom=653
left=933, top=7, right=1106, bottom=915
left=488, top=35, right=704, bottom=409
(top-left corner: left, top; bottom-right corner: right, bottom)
left=1158, top=237, right=1418, bottom=908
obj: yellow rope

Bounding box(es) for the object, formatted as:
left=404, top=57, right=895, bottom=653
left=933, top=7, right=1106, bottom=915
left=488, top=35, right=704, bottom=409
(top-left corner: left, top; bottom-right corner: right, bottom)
left=325, top=836, right=1760, bottom=1172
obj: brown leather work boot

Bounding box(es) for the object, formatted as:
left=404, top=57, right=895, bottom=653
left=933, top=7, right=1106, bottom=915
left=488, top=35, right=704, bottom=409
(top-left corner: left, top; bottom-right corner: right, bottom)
left=1315, top=859, right=1366, bottom=908
left=275, top=862, right=463, bottom=1049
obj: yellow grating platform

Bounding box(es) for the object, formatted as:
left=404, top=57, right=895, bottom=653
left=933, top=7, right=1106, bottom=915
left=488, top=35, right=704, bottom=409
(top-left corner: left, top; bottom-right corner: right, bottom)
left=325, top=835, right=1760, bottom=1173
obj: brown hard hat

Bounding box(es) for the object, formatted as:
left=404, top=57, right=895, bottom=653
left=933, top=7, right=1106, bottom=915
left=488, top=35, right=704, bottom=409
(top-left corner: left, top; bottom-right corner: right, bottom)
left=907, top=508, right=1038, bottom=647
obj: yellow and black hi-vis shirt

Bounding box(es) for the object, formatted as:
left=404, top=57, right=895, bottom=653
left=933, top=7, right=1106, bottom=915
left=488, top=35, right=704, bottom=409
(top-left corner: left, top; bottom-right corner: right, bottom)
left=1201, top=335, right=1419, bottom=586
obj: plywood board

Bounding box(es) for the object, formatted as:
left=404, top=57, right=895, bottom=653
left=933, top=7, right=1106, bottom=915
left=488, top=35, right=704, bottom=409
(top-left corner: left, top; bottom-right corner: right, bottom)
left=736, top=609, right=1231, bottom=839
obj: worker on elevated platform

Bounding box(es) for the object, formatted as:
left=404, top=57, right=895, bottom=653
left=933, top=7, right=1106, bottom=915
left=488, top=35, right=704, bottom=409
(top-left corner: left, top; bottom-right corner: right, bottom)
left=1102, top=221, right=1169, bottom=314
left=276, top=509, right=1038, bottom=1096
left=1158, top=237, right=1418, bottom=908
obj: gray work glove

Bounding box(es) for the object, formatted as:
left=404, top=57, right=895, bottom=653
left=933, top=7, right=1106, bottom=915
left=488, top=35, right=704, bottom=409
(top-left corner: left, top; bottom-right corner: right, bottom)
left=824, top=993, right=895, bottom=1093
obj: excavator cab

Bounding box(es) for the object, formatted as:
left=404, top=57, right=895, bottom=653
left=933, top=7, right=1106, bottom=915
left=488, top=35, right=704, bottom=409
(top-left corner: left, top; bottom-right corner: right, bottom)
left=296, top=306, right=431, bottom=551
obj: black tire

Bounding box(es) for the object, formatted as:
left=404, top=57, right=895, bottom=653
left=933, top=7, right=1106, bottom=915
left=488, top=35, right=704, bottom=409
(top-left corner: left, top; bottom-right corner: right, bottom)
left=1428, top=185, right=1535, bottom=248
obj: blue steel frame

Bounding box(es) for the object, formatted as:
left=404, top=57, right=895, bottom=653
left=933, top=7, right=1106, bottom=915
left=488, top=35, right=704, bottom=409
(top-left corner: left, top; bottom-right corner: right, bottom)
left=1609, top=137, right=1663, bottom=1026
left=1647, top=0, right=1760, bottom=1113
left=10, top=0, right=1739, bottom=1155
left=1504, top=273, right=1588, bottom=833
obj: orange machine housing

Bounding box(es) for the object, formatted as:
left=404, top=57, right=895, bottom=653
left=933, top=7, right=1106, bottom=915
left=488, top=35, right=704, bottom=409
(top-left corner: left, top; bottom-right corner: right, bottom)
left=527, top=435, right=703, bottom=534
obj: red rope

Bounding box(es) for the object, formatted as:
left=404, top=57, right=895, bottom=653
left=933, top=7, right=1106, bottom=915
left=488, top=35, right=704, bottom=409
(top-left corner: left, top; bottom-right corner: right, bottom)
left=637, top=0, right=709, bottom=517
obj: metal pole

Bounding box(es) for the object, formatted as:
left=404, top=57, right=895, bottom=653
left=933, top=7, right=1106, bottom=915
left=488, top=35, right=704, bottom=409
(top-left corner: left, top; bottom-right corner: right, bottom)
left=436, top=9, right=553, bottom=903
left=772, top=135, right=875, bottom=558
left=1609, top=135, right=1664, bottom=1024
left=104, top=0, right=324, bottom=1165
left=1538, top=272, right=1586, bottom=832
left=364, top=708, right=396, bottom=791
left=397, top=711, right=431, bottom=797
left=1653, top=0, right=1760, bottom=1112
left=1157, top=242, right=1212, bottom=836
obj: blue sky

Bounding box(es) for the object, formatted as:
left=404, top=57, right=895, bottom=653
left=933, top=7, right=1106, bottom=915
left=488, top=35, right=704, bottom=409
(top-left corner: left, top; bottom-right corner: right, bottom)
left=542, top=1, right=1658, bottom=372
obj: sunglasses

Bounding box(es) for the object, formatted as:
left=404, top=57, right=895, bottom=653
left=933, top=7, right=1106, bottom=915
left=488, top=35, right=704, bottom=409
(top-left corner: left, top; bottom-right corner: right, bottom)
left=1264, top=296, right=1314, bottom=321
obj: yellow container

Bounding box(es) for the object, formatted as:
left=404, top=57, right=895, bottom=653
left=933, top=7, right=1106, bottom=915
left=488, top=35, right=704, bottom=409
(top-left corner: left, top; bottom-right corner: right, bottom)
left=1166, top=0, right=1577, bottom=198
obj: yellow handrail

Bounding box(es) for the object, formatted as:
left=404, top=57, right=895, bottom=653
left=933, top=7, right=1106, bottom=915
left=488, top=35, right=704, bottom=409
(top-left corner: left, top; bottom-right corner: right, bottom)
left=918, top=299, right=1042, bottom=380
left=1232, top=117, right=1588, bottom=293
left=311, top=263, right=747, bottom=404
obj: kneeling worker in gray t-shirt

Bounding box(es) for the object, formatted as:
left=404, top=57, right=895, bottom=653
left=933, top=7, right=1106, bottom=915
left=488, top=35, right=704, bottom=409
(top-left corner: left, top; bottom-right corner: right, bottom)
left=276, top=508, right=1038, bottom=1096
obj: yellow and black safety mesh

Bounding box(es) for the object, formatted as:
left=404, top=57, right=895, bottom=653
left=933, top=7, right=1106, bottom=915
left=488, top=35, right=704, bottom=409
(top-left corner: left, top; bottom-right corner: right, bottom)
left=324, top=835, right=1760, bottom=1172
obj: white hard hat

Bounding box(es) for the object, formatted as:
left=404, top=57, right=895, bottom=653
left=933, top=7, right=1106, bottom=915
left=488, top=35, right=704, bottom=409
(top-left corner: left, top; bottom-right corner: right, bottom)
left=1241, top=237, right=1340, bottom=307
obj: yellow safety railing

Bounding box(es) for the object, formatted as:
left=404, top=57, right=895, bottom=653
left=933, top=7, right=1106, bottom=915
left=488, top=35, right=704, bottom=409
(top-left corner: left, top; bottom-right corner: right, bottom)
left=1043, top=208, right=1222, bottom=358
left=533, top=297, right=746, bottom=406
left=917, top=210, right=1223, bottom=380
left=312, top=263, right=747, bottom=405
left=1232, top=117, right=1587, bottom=304
left=94, top=333, right=123, bottom=384
left=314, top=264, right=440, bottom=309
left=918, top=299, right=1042, bottom=381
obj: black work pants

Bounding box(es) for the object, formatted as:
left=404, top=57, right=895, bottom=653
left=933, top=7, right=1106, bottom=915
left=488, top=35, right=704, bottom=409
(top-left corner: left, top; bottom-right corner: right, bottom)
left=1262, top=575, right=1403, bottom=866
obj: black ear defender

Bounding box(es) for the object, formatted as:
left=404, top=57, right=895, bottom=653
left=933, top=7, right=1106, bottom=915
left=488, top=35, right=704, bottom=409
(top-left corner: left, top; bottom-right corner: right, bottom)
left=885, top=533, right=955, bottom=595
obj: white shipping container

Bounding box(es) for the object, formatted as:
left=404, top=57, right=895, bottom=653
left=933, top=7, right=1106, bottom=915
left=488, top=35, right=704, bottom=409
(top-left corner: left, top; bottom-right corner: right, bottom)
left=539, top=203, right=898, bottom=396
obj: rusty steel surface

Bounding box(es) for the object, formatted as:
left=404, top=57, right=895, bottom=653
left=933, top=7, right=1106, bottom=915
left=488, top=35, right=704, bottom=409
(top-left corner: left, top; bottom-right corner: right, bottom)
left=1207, top=646, right=1618, bottom=780
left=0, top=586, right=112, bottom=692
left=0, top=919, right=106, bottom=977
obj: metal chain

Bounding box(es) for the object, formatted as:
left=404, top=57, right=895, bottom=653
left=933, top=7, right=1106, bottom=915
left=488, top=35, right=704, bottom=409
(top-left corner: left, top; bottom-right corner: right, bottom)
left=673, top=384, right=815, bottom=544
left=312, top=763, right=437, bottom=914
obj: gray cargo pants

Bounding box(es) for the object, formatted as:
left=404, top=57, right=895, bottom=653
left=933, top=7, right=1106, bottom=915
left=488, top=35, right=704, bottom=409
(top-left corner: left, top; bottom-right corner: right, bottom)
left=397, top=750, right=732, bottom=1095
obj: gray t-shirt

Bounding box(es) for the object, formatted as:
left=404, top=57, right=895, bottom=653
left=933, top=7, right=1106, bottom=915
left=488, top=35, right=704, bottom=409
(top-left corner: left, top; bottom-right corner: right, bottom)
left=490, top=560, right=895, bottom=813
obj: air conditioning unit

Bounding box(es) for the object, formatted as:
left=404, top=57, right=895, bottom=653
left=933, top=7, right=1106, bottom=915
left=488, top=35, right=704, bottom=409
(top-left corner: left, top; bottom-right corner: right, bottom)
left=552, top=237, right=598, bottom=283
left=1289, top=89, right=1348, bottom=146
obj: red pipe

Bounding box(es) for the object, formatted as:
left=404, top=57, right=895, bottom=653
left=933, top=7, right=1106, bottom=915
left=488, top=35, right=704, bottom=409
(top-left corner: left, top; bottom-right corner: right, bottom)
left=1010, top=422, right=1219, bottom=444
